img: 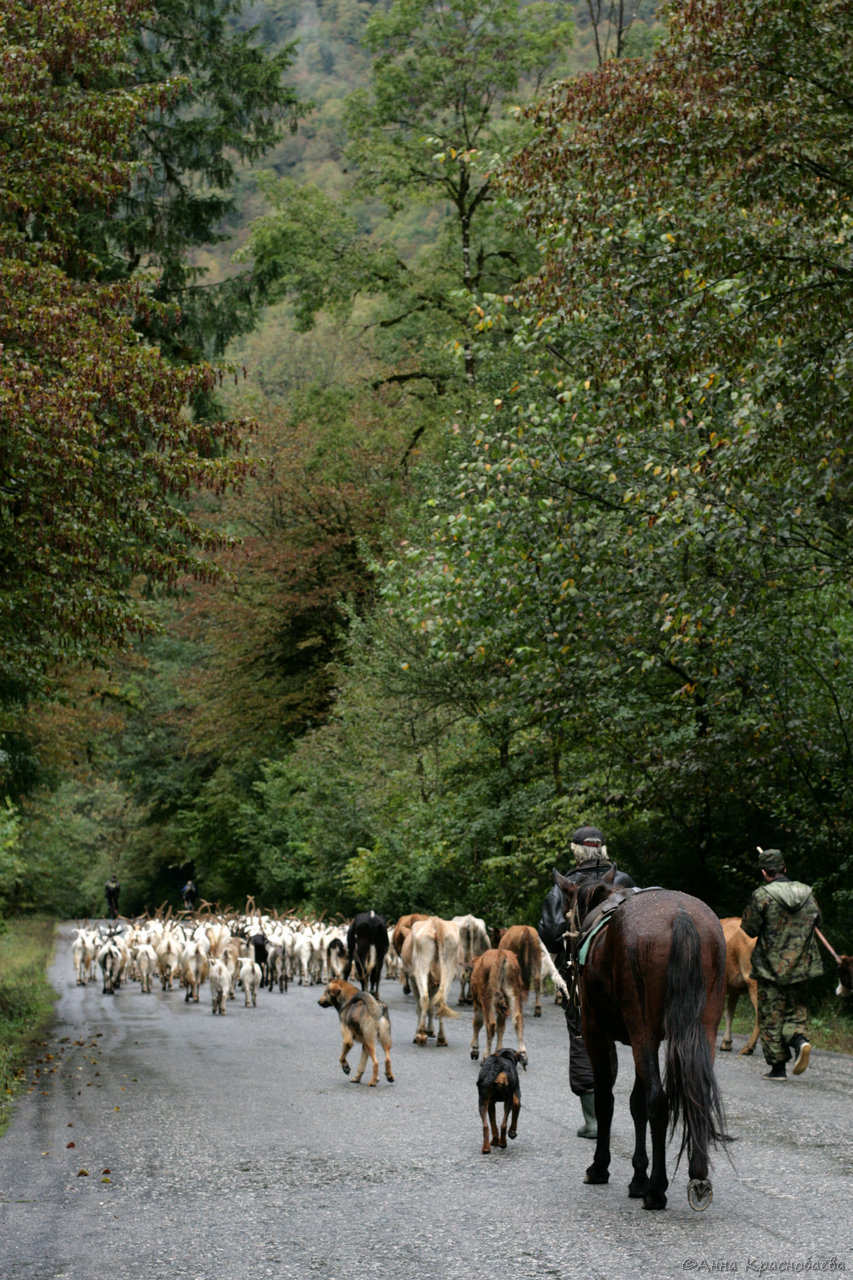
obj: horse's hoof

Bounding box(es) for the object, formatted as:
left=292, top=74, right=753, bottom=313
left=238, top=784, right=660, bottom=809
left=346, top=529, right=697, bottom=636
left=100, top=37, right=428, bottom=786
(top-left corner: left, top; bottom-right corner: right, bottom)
left=628, top=1179, right=649, bottom=1199
left=688, top=1179, right=713, bottom=1211
left=508, top=1128, right=517, bottom=1140
left=642, top=1191, right=668, bottom=1210
left=739, top=1047, right=754, bottom=1057
left=534, top=1009, right=541, bottom=1018
left=719, top=1042, right=732, bottom=1052
left=584, top=1166, right=609, bottom=1185
left=341, top=1063, right=351, bottom=1075
left=470, top=1050, right=479, bottom=1060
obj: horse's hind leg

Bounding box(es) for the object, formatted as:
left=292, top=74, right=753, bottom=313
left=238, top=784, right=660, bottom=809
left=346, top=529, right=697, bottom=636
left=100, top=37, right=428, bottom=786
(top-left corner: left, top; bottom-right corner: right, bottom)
left=643, top=1046, right=670, bottom=1211
left=628, top=1072, right=650, bottom=1200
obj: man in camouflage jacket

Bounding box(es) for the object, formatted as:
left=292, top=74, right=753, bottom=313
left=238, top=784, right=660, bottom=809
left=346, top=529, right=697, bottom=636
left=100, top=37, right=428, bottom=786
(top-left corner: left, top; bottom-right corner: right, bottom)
left=740, top=848, right=823, bottom=1081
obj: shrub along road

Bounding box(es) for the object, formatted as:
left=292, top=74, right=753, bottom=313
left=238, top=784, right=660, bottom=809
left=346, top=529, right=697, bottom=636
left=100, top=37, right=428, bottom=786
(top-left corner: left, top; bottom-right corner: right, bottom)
left=0, top=925, right=850, bottom=1280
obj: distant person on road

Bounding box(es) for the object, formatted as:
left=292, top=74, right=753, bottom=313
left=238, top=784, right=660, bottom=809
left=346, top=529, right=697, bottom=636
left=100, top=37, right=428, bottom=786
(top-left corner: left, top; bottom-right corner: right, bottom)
left=105, top=873, right=120, bottom=919
left=740, top=847, right=823, bottom=1081
left=182, top=879, right=198, bottom=912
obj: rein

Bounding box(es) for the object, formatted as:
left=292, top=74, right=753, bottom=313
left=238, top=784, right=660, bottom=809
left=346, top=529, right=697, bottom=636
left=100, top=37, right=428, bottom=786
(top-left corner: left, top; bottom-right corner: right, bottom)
left=561, top=897, right=584, bottom=1010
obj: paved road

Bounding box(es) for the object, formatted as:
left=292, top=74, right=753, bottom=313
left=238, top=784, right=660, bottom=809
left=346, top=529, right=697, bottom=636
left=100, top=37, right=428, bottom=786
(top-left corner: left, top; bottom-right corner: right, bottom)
left=1, top=925, right=851, bottom=1280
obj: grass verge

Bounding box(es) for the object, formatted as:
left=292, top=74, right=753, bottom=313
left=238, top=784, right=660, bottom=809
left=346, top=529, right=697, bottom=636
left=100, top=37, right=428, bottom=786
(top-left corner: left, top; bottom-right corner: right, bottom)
left=719, top=988, right=853, bottom=1054
left=0, top=916, right=58, bottom=1137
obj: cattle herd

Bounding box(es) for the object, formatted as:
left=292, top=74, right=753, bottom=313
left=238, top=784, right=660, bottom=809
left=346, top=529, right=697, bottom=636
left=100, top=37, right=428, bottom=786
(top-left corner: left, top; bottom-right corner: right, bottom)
left=68, top=907, right=573, bottom=1063
left=69, top=905, right=853, bottom=1076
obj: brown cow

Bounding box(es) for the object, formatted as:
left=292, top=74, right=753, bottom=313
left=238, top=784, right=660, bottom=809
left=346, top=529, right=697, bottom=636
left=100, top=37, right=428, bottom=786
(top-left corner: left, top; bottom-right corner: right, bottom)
left=469, top=948, right=527, bottom=1065
left=837, top=955, right=853, bottom=998
left=498, top=925, right=543, bottom=1015
left=719, top=916, right=760, bottom=1055
left=497, top=924, right=569, bottom=1015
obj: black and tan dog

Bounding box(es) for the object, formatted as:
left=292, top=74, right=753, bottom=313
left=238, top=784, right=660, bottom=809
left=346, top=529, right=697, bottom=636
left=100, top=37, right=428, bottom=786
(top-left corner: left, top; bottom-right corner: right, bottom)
left=476, top=1048, right=523, bottom=1154
left=318, top=978, right=394, bottom=1086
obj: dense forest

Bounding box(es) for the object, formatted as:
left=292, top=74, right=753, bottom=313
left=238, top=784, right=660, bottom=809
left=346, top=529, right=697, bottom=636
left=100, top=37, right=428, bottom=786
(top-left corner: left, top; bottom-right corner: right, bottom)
left=2, top=0, right=851, bottom=941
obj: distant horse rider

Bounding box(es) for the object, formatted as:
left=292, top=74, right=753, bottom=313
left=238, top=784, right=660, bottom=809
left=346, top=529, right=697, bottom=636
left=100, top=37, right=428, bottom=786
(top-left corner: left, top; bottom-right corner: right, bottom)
left=105, top=873, right=121, bottom=919
left=538, top=825, right=636, bottom=1140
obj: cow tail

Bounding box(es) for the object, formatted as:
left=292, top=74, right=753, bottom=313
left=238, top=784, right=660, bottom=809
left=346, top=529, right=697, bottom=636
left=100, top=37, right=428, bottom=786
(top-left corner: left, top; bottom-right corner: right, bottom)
left=488, top=951, right=510, bottom=1019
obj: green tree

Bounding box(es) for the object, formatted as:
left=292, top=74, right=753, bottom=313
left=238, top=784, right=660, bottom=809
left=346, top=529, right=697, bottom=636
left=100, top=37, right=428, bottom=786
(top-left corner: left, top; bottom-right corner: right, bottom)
left=242, top=0, right=574, bottom=388
left=369, top=0, right=853, bottom=910
left=76, top=0, right=304, bottom=362
left=0, top=0, right=252, bottom=712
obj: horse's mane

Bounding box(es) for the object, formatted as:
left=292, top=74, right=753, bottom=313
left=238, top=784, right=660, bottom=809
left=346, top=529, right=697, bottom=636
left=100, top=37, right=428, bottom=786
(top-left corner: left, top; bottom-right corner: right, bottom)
left=576, top=878, right=618, bottom=921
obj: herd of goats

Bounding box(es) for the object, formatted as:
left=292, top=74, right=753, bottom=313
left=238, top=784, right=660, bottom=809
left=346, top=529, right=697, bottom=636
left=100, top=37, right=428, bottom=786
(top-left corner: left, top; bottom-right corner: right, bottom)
left=68, top=904, right=569, bottom=1059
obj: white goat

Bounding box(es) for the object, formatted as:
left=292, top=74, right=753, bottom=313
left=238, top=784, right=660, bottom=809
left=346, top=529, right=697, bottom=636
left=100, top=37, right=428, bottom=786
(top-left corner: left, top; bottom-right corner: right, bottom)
left=209, top=958, right=231, bottom=1015
left=239, top=958, right=262, bottom=1007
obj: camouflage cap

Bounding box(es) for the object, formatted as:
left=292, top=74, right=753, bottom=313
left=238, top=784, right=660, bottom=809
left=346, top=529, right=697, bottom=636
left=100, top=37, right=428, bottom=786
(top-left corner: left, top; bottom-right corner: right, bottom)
left=758, top=848, right=785, bottom=872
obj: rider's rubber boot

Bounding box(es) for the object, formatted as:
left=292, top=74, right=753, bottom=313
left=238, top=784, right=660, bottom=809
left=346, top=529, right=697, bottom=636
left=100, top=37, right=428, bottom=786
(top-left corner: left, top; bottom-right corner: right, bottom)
left=577, top=1091, right=598, bottom=1139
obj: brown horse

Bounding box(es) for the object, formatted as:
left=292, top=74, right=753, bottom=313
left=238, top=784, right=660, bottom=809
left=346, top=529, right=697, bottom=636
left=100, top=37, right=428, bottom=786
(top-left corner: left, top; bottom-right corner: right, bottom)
left=555, top=869, right=728, bottom=1211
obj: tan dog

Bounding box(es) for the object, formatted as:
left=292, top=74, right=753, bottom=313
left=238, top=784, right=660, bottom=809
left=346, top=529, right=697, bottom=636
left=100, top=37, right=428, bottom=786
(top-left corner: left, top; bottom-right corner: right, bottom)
left=318, top=979, right=394, bottom=1086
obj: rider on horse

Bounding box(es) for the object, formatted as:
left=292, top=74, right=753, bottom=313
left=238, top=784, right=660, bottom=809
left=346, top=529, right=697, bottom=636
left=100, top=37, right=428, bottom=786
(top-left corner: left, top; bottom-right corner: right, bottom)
left=538, top=825, right=636, bottom=1140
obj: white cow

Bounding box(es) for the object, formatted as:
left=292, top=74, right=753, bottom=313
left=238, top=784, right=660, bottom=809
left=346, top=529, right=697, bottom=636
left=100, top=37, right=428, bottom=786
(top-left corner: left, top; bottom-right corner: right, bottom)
left=406, top=916, right=460, bottom=1047
left=452, top=914, right=490, bottom=1005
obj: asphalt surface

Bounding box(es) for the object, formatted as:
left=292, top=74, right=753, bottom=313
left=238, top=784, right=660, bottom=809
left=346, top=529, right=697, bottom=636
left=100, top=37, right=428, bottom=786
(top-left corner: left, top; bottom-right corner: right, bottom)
left=0, top=924, right=851, bottom=1280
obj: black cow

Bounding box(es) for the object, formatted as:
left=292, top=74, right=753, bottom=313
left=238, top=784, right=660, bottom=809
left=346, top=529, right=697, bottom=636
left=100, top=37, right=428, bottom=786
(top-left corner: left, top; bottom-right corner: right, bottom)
left=344, top=911, right=389, bottom=998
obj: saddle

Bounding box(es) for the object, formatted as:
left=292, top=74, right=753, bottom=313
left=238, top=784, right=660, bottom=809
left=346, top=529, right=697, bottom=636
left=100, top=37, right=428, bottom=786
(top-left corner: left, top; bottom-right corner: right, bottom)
left=575, top=886, right=661, bottom=968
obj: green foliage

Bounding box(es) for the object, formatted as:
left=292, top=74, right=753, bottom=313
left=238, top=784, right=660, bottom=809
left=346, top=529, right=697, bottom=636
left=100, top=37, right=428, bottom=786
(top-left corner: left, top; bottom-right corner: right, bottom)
left=0, top=0, right=254, bottom=708
left=13, top=0, right=853, bottom=940
left=78, top=0, right=305, bottom=360
left=0, top=801, right=24, bottom=916
left=373, top=0, right=853, bottom=917
left=0, top=917, right=57, bottom=1136
left=242, top=0, right=573, bottom=393
left=16, top=779, right=141, bottom=916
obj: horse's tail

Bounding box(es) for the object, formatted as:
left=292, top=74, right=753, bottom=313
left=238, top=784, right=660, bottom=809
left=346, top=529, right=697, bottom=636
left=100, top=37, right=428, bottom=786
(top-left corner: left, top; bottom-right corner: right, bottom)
left=664, top=910, right=728, bottom=1169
